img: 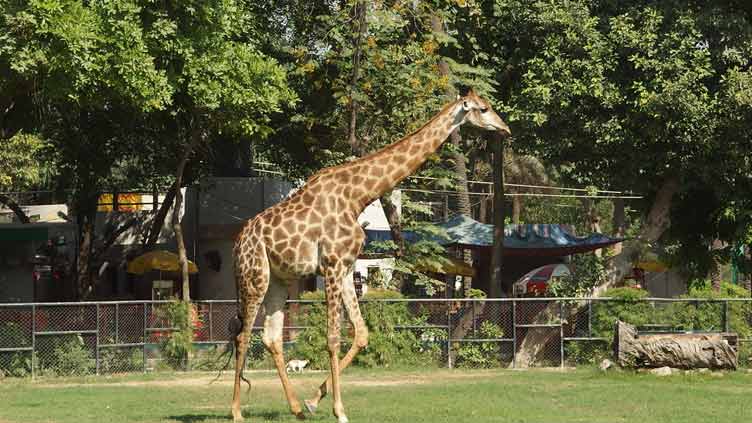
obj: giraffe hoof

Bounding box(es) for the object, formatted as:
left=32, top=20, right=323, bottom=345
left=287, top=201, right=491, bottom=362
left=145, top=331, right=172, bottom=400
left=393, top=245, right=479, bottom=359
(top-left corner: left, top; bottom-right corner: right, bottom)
left=304, top=400, right=317, bottom=414
left=337, top=415, right=349, bottom=423
left=232, top=411, right=244, bottom=422
left=295, top=411, right=306, bottom=420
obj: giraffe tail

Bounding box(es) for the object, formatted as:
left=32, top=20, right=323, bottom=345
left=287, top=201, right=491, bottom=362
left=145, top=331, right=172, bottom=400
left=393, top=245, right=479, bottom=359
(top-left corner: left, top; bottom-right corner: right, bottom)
left=210, top=314, right=252, bottom=393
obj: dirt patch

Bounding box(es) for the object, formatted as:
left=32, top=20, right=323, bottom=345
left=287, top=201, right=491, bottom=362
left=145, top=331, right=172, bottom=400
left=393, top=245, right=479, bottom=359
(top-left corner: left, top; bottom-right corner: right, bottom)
left=34, top=369, right=507, bottom=390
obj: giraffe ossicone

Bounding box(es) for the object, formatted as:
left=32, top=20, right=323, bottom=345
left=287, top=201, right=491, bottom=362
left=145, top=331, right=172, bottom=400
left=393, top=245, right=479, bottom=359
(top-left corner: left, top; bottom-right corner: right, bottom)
left=229, top=89, right=510, bottom=422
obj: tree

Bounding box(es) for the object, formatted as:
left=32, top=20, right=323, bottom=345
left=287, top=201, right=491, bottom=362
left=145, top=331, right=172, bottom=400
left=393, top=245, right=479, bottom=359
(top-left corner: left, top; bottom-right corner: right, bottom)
left=132, top=1, right=297, bottom=301
left=1, top=0, right=173, bottom=297
left=0, top=132, right=45, bottom=223
left=460, top=0, right=752, bottom=293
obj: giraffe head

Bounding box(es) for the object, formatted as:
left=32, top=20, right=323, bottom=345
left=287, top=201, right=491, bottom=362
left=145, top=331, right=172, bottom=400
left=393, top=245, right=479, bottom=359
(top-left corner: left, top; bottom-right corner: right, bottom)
left=458, top=89, right=511, bottom=137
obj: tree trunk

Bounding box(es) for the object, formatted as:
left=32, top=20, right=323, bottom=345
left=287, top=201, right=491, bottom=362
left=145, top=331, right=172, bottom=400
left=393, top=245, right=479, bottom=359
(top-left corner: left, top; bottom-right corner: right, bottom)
left=380, top=192, right=406, bottom=290
left=615, top=321, right=737, bottom=370
left=0, top=193, right=30, bottom=223
left=174, top=122, right=204, bottom=302
left=142, top=184, right=178, bottom=251
left=710, top=238, right=724, bottom=292
left=612, top=198, right=625, bottom=255
left=593, top=176, right=680, bottom=296
left=511, top=195, right=522, bottom=224
left=489, top=134, right=505, bottom=298
left=76, top=214, right=95, bottom=299
left=347, top=1, right=367, bottom=155
left=478, top=187, right=487, bottom=223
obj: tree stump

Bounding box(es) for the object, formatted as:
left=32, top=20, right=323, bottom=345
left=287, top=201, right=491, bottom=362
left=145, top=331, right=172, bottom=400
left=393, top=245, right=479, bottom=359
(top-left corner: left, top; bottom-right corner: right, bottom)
left=614, top=320, right=737, bottom=370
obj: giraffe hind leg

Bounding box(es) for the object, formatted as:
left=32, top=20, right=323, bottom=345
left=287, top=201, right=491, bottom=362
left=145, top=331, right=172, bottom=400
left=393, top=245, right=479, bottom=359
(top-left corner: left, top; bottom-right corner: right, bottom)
left=262, top=281, right=306, bottom=420
left=231, top=244, right=270, bottom=422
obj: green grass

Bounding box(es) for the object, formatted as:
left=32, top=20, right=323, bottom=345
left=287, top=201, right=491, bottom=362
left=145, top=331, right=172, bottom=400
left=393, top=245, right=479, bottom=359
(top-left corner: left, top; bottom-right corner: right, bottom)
left=0, top=368, right=750, bottom=422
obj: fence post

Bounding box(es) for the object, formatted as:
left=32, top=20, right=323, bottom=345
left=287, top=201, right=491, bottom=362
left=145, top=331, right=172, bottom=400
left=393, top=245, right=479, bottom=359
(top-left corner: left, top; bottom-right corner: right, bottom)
left=31, top=304, right=36, bottom=379
left=95, top=304, right=100, bottom=375
left=446, top=304, right=452, bottom=369
left=588, top=299, right=592, bottom=338
left=209, top=302, right=214, bottom=342
left=143, top=302, right=147, bottom=373
left=115, top=303, right=119, bottom=344
left=511, top=299, right=516, bottom=368
left=559, top=300, right=564, bottom=369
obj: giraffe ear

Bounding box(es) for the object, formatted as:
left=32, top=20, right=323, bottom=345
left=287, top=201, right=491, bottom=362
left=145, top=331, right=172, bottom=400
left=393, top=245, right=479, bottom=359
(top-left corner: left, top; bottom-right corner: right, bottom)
left=462, top=100, right=471, bottom=111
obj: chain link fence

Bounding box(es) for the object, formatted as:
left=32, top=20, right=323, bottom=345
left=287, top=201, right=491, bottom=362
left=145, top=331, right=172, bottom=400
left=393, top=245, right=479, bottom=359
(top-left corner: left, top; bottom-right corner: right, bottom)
left=1, top=297, right=751, bottom=377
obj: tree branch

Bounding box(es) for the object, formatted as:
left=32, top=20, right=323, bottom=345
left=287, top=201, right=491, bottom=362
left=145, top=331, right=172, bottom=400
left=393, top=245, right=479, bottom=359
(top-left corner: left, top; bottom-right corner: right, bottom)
left=0, top=193, right=30, bottom=223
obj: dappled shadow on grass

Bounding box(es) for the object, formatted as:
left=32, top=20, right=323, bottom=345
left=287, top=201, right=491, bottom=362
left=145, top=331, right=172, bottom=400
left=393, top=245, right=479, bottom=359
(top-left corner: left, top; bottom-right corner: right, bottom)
left=168, top=409, right=314, bottom=422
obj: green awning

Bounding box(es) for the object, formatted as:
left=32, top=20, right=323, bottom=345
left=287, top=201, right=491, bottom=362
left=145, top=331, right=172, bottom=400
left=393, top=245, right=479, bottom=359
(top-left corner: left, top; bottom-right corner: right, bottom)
left=0, top=227, right=48, bottom=241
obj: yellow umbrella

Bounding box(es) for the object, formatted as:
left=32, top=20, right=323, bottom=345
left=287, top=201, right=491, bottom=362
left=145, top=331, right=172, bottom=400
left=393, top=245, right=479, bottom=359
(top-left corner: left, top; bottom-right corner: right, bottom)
left=127, top=250, right=199, bottom=275
left=635, top=260, right=668, bottom=273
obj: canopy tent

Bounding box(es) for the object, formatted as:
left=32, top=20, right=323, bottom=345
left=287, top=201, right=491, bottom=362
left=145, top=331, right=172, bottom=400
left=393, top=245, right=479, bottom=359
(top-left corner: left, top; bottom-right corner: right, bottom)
left=365, top=215, right=623, bottom=257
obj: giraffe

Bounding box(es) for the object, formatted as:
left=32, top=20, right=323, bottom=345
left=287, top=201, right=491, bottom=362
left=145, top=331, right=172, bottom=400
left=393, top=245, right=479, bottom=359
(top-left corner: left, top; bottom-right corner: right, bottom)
left=230, top=89, right=510, bottom=422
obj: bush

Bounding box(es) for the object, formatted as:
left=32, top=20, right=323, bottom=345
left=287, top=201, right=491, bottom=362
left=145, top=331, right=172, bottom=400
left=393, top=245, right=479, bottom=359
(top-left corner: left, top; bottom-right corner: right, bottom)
left=454, top=321, right=504, bottom=368
left=564, top=341, right=609, bottom=366
left=50, top=335, right=93, bottom=376
left=99, top=347, right=144, bottom=373
left=0, top=322, right=32, bottom=377
left=592, top=283, right=752, bottom=359
left=291, top=289, right=439, bottom=368
left=663, top=281, right=752, bottom=337
left=591, top=287, right=652, bottom=342
left=0, top=352, right=32, bottom=377
left=157, top=301, right=200, bottom=370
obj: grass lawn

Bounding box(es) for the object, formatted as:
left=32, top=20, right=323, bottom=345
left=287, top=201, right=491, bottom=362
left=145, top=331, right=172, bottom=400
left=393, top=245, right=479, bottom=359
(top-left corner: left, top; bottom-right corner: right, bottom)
left=0, top=368, right=750, bottom=422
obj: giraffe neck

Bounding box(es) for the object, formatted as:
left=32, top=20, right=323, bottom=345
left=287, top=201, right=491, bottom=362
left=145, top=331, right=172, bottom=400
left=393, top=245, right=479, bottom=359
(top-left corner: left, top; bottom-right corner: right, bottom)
left=350, top=100, right=464, bottom=210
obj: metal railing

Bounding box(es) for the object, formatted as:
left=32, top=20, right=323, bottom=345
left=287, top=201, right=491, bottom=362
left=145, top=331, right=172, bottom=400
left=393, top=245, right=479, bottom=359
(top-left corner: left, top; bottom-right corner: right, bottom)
left=0, top=297, right=750, bottom=377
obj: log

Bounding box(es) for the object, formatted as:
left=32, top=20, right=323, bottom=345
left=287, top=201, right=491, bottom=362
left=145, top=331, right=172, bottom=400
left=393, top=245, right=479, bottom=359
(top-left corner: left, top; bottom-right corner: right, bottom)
left=614, top=321, right=737, bottom=370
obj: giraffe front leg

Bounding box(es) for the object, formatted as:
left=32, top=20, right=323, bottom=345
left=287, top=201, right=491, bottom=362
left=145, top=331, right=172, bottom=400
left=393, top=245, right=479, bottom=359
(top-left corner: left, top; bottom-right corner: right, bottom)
left=306, top=273, right=368, bottom=414
left=323, top=270, right=349, bottom=423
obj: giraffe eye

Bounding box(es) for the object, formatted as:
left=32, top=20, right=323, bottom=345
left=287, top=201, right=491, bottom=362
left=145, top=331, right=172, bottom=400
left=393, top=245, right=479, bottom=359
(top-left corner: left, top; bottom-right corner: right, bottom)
left=480, top=108, right=488, bottom=113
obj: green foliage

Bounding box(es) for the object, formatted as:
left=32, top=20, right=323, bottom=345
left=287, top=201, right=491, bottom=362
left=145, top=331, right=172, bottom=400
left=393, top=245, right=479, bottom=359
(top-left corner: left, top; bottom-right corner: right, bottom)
left=292, top=289, right=441, bottom=368
left=548, top=254, right=607, bottom=298
left=157, top=301, right=197, bottom=370
left=368, top=193, right=451, bottom=296
left=591, top=287, right=652, bottom=341
left=0, top=322, right=32, bottom=377
left=99, top=347, right=144, bottom=374
left=454, top=321, right=504, bottom=368
left=592, top=284, right=752, bottom=351
left=0, top=132, right=45, bottom=190
left=465, top=288, right=487, bottom=299
left=49, top=335, right=93, bottom=376
left=564, top=341, right=609, bottom=366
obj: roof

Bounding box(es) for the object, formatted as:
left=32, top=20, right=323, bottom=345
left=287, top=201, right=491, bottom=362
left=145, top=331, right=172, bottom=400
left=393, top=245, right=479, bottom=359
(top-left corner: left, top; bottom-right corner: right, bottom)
left=365, top=215, right=623, bottom=257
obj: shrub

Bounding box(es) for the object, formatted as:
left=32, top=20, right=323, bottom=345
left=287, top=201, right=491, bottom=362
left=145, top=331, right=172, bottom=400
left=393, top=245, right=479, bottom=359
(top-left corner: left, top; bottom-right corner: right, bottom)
left=99, top=347, right=144, bottom=374
left=0, top=322, right=32, bottom=377
left=51, top=335, right=93, bottom=376
left=662, top=281, right=752, bottom=338
left=591, top=287, right=652, bottom=342
left=291, top=289, right=439, bottom=368
left=0, top=352, right=32, bottom=377
left=157, top=301, right=200, bottom=370
left=564, top=341, right=609, bottom=366
left=454, top=321, right=504, bottom=368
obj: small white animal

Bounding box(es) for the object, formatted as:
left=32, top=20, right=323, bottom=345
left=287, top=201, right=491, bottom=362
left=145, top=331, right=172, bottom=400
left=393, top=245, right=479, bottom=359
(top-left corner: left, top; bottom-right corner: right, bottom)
left=286, top=359, right=309, bottom=373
